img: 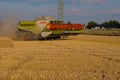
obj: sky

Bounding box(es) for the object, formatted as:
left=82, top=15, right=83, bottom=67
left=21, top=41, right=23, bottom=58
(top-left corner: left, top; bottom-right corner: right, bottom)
left=0, top=0, right=120, bottom=24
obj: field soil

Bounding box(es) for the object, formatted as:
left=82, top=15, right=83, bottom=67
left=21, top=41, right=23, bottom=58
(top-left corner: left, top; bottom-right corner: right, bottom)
left=0, top=35, right=120, bottom=80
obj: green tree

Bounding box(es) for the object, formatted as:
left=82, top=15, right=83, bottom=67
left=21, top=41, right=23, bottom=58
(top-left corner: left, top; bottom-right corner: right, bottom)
left=67, top=21, right=72, bottom=24
left=101, top=20, right=120, bottom=28
left=110, top=20, right=120, bottom=28
left=87, top=21, right=98, bottom=29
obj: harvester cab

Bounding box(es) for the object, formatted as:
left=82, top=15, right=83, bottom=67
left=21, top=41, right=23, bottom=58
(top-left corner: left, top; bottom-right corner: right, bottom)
left=50, top=21, right=63, bottom=24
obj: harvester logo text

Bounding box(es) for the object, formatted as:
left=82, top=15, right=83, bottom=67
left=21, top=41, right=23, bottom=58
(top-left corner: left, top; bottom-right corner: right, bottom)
left=39, top=22, right=47, bottom=24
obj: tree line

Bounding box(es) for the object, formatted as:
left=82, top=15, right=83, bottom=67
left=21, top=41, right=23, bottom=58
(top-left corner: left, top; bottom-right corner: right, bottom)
left=86, top=20, right=120, bottom=29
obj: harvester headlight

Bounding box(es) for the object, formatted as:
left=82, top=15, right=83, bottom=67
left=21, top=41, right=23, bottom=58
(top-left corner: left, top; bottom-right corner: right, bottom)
left=47, top=26, right=50, bottom=30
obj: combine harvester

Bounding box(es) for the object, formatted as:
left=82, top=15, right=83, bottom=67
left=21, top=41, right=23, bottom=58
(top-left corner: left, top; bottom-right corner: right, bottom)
left=17, top=16, right=83, bottom=40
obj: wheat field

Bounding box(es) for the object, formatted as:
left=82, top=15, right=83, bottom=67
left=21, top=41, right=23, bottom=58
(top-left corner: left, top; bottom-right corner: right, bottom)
left=0, top=35, right=120, bottom=80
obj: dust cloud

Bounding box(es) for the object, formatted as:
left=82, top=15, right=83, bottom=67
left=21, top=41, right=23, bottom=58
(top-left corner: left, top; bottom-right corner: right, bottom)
left=0, top=15, right=18, bottom=40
